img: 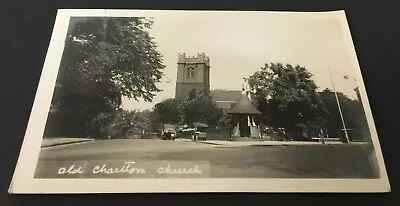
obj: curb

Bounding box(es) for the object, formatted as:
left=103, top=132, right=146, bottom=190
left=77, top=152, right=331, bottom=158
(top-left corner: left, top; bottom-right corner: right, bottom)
left=195, top=141, right=224, bottom=146
left=194, top=141, right=363, bottom=147
left=41, top=139, right=93, bottom=148
left=251, top=143, right=306, bottom=146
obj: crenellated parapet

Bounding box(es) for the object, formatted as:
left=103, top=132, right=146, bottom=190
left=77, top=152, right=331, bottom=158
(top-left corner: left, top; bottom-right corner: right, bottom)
left=177, top=53, right=210, bottom=66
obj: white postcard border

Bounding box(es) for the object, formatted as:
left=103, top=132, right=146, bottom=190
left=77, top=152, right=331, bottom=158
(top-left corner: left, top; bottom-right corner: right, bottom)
left=9, top=9, right=390, bottom=194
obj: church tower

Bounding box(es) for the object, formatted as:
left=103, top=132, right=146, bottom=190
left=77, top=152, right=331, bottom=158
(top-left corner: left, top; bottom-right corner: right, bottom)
left=175, top=53, right=211, bottom=99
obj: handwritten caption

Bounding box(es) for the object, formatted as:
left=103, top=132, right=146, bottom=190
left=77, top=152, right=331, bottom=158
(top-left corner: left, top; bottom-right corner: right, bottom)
left=34, top=160, right=210, bottom=178
left=57, top=161, right=203, bottom=176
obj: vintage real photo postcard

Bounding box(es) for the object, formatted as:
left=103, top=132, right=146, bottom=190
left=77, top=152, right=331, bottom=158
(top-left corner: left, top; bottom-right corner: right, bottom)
left=9, top=9, right=390, bottom=193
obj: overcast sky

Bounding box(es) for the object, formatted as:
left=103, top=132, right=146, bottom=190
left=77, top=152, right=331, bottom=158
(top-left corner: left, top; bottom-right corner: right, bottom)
left=122, top=12, right=360, bottom=111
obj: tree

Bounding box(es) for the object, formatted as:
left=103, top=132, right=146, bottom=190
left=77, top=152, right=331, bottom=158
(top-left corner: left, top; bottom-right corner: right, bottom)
left=319, top=88, right=371, bottom=141
left=246, top=63, right=326, bottom=140
left=103, top=109, right=150, bottom=139
left=217, top=109, right=234, bottom=128
left=152, top=98, right=183, bottom=124
left=148, top=98, right=183, bottom=133
left=44, top=17, right=165, bottom=138
left=89, top=112, right=115, bottom=138
left=179, top=89, right=223, bottom=128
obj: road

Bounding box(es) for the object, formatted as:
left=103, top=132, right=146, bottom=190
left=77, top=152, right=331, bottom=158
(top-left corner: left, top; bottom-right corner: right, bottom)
left=35, top=139, right=380, bottom=179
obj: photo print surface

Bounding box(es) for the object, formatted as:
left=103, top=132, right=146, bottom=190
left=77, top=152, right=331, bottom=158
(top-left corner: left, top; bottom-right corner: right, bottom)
left=9, top=9, right=390, bottom=193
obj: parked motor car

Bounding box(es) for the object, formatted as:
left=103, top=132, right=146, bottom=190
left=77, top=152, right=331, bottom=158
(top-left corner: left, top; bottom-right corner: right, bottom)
left=162, top=130, right=175, bottom=140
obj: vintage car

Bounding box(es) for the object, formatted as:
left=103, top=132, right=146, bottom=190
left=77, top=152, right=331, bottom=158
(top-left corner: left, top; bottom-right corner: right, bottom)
left=162, top=130, right=176, bottom=140
left=161, top=124, right=178, bottom=141
left=178, top=128, right=207, bottom=141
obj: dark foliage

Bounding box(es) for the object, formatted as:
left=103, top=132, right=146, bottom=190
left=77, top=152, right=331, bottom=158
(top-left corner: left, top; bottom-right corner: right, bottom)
left=44, top=17, right=164, bottom=138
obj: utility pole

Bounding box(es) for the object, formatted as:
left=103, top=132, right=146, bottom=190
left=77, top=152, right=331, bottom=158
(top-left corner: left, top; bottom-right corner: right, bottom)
left=328, top=67, right=350, bottom=143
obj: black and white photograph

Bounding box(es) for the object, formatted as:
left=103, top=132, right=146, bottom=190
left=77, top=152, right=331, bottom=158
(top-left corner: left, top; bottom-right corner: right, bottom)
left=9, top=9, right=390, bottom=193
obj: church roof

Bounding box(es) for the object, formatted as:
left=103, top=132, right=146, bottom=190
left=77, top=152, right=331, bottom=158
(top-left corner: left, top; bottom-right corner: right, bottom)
left=210, top=90, right=242, bottom=102
left=215, top=101, right=235, bottom=111
left=227, top=92, right=262, bottom=115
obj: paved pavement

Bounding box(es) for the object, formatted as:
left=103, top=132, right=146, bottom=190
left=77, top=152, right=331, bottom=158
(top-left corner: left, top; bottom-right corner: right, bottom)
left=177, top=138, right=368, bottom=147
left=195, top=140, right=343, bottom=147
left=41, top=138, right=93, bottom=148
left=35, top=139, right=379, bottom=179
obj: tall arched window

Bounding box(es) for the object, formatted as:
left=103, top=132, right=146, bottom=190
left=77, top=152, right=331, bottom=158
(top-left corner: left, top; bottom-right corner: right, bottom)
left=187, top=67, right=195, bottom=78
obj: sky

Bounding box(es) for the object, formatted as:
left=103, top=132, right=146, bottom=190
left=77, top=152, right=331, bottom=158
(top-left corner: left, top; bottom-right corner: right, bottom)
left=122, top=12, right=360, bottom=111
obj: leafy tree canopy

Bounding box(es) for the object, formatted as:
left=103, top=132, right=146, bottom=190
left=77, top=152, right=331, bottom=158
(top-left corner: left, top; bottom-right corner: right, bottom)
left=319, top=88, right=370, bottom=141
left=151, top=98, right=183, bottom=125
left=102, top=109, right=151, bottom=139
left=55, top=17, right=165, bottom=104
left=246, top=63, right=326, bottom=139
left=178, top=89, right=223, bottom=128
left=45, top=17, right=165, bottom=138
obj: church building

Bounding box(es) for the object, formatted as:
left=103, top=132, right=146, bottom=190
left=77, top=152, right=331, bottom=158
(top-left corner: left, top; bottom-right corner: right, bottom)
left=174, top=53, right=242, bottom=110
left=175, top=53, right=211, bottom=99
left=174, top=53, right=262, bottom=139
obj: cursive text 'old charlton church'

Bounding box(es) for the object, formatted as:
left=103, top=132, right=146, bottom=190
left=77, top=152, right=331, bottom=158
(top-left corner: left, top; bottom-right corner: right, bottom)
left=57, top=161, right=203, bottom=176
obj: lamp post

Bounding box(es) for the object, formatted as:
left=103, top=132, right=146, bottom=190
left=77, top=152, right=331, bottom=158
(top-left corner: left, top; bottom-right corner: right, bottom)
left=328, top=67, right=350, bottom=143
